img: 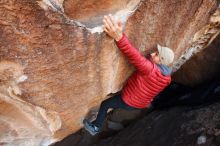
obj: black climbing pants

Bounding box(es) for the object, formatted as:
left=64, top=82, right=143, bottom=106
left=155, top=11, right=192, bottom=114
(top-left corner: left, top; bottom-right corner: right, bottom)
left=93, top=94, right=136, bottom=128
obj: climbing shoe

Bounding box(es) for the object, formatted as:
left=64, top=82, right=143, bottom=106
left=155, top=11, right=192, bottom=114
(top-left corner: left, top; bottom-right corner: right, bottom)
left=83, top=119, right=100, bottom=136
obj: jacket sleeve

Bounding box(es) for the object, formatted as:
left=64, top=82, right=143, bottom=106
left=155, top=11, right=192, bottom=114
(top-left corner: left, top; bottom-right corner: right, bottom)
left=116, top=33, right=154, bottom=75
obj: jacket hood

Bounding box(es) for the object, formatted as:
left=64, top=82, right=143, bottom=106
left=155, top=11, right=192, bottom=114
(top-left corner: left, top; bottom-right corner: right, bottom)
left=157, top=64, right=172, bottom=76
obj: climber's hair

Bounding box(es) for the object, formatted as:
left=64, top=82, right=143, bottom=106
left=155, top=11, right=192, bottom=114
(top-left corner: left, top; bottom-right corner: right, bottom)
left=143, top=46, right=158, bottom=58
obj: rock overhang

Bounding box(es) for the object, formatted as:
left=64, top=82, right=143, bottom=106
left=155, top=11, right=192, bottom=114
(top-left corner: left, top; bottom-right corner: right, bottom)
left=39, top=0, right=141, bottom=33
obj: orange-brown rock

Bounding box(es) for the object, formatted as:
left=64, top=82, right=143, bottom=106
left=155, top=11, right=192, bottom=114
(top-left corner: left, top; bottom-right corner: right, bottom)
left=0, top=0, right=219, bottom=145
left=173, top=34, right=220, bottom=86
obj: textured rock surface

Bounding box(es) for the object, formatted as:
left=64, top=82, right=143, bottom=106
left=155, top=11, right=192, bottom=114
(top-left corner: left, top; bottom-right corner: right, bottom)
left=96, top=103, right=220, bottom=146
left=173, top=33, right=220, bottom=86
left=0, top=0, right=219, bottom=145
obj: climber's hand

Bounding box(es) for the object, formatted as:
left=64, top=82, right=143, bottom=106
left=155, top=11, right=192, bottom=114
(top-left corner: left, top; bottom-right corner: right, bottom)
left=103, top=14, right=123, bottom=41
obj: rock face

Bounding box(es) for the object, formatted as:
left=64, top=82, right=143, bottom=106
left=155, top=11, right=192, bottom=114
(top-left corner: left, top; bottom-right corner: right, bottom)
left=0, top=0, right=219, bottom=145
left=173, top=33, right=220, bottom=86
left=96, top=103, right=220, bottom=146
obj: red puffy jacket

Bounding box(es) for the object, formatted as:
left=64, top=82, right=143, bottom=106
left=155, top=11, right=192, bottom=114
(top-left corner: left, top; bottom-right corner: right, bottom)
left=116, top=34, right=171, bottom=109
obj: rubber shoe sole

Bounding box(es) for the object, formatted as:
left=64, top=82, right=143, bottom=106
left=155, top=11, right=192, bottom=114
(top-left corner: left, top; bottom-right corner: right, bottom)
left=83, top=119, right=99, bottom=136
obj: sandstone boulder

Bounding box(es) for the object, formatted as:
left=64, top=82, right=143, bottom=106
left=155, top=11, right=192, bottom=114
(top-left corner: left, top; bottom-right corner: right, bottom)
left=0, top=0, right=219, bottom=145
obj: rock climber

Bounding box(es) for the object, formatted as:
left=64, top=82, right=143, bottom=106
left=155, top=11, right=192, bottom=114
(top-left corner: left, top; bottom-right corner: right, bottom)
left=83, top=14, right=175, bottom=135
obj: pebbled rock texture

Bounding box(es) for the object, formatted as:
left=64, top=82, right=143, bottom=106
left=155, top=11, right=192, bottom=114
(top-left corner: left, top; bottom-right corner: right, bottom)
left=0, top=0, right=219, bottom=145
left=96, top=103, right=220, bottom=146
